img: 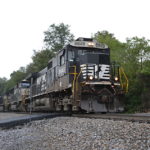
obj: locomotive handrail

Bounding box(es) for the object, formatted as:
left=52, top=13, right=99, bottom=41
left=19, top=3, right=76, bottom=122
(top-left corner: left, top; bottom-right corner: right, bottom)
left=69, top=65, right=82, bottom=109
left=119, top=67, right=128, bottom=93
left=69, top=66, right=78, bottom=102
left=76, top=69, right=82, bottom=91
left=119, top=69, right=123, bottom=89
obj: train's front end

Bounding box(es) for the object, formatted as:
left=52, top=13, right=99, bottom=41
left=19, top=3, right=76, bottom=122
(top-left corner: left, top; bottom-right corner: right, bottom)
left=69, top=38, right=124, bottom=112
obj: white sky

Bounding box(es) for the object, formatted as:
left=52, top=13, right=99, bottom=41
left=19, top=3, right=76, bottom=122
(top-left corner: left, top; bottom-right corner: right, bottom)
left=0, top=0, right=150, bottom=79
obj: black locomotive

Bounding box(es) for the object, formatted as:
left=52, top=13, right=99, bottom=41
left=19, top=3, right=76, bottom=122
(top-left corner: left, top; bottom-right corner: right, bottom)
left=0, top=38, right=128, bottom=113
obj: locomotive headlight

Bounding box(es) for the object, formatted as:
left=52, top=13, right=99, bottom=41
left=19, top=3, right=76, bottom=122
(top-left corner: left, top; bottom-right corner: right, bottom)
left=88, top=42, right=95, bottom=47
left=114, top=77, right=118, bottom=81
left=89, top=76, right=94, bottom=80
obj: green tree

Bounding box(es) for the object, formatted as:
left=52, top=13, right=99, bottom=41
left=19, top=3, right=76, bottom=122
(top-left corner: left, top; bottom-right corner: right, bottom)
left=3, top=23, right=74, bottom=93
left=4, top=79, right=15, bottom=93
left=123, top=37, right=150, bottom=79
left=94, top=31, right=150, bottom=112
left=26, top=63, right=36, bottom=74
left=10, top=67, right=26, bottom=83
left=123, top=37, right=150, bottom=112
left=44, top=23, right=74, bottom=52
left=94, top=30, right=126, bottom=63
left=5, top=67, right=27, bottom=91
left=0, top=77, right=7, bottom=95
left=141, top=60, right=150, bottom=74
left=26, top=49, right=54, bottom=73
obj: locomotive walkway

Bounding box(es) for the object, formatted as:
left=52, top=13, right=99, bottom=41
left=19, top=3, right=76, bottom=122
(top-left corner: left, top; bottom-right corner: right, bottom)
left=0, top=112, right=70, bottom=129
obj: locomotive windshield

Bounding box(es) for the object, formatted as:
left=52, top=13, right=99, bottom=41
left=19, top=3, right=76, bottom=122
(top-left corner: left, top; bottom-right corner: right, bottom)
left=68, top=46, right=111, bottom=81
left=79, top=53, right=110, bottom=65
left=68, top=47, right=110, bottom=65
left=21, top=82, right=30, bottom=88
left=77, top=48, right=110, bottom=55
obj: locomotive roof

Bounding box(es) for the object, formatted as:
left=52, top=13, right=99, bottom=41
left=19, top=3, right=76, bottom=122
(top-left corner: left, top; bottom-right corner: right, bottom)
left=25, top=67, right=47, bottom=80
left=37, top=67, right=47, bottom=77
left=76, top=37, right=93, bottom=41
left=25, top=72, right=38, bottom=80
left=70, top=37, right=108, bottom=49
left=26, top=37, right=109, bottom=80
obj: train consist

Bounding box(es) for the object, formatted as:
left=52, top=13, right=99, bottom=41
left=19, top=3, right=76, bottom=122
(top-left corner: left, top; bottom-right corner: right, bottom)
left=0, top=38, right=128, bottom=113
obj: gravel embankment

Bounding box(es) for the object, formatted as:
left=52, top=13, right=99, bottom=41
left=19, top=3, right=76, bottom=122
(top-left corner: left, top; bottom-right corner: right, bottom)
left=0, top=117, right=150, bottom=150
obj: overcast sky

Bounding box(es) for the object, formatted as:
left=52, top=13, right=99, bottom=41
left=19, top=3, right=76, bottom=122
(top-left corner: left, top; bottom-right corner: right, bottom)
left=0, top=0, right=150, bottom=79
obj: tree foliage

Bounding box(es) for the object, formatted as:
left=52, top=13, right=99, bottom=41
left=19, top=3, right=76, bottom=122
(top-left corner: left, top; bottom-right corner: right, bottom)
left=44, top=23, right=74, bottom=52
left=0, top=23, right=74, bottom=95
left=10, top=67, right=26, bottom=83
left=123, top=37, right=150, bottom=79
left=26, top=49, right=54, bottom=73
left=4, top=67, right=27, bottom=92
left=94, top=31, right=126, bottom=63
left=94, top=31, right=150, bottom=112
left=0, top=77, right=7, bottom=95
left=123, top=37, right=150, bottom=112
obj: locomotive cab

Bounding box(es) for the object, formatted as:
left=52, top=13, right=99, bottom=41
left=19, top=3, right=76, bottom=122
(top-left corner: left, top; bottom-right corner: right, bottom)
left=10, top=80, right=30, bottom=111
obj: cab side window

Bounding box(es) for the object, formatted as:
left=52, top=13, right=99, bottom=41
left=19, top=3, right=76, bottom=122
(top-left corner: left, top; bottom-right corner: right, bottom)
left=48, top=61, right=52, bottom=69
left=60, top=55, right=65, bottom=66
left=60, top=50, right=65, bottom=66
left=68, top=50, right=75, bottom=61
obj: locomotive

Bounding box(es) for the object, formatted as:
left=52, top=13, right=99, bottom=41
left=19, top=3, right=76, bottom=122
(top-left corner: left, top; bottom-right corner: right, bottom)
left=0, top=38, right=128, bottom=113
left=0, top=80, right=30, bottom=111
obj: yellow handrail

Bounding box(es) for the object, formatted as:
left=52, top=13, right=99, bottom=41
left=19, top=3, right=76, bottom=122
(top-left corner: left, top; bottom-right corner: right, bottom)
left=76, top=69, right=82, bottom=91
left=69, top=66, right=78, bottom=101
left=119, top=67, right=129, bottom=93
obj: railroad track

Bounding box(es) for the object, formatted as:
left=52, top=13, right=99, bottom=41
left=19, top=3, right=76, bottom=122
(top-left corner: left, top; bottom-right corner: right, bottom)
left=0, top=112, right=71, bottom=129
left=72, top=113, right=150, bottom=123
left=1, top=112, right=150, bottom=129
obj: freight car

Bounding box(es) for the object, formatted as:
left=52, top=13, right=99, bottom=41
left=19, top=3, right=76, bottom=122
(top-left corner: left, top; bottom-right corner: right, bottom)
left=1, top=38, right=128, bottom=113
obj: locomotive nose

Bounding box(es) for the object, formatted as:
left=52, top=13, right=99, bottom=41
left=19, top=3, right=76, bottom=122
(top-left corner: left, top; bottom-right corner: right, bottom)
left=80, top=63, right=110, bottom=81
left=79, top=53, right=110, bottom=81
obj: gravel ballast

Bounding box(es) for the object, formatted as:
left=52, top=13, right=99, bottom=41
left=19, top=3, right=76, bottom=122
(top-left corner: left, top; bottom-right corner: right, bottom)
left=0, top=117, right=150, bottom=150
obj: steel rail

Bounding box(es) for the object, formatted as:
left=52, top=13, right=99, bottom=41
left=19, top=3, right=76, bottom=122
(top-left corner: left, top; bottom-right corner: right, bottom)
left=0, top=113, right=71, bottom=129
left=72, top=113, right=150, bottom=123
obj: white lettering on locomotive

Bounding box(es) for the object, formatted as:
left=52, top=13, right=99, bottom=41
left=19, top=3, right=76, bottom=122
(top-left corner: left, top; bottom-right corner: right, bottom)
left=98, top=64, right=110, bottom=80
left=80, top=64, right=110, bottom=80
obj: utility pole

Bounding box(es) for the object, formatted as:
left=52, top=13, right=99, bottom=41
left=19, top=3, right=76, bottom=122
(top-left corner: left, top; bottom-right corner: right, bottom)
left=30, top=77, right=33, bottom=115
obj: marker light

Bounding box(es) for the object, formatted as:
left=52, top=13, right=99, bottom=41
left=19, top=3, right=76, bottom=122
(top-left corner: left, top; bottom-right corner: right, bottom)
left=88, top=42, right=95, bottom=47
left=89, top=76, right=94, bottom=80
left=114, top=77, right=118, bottom=81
